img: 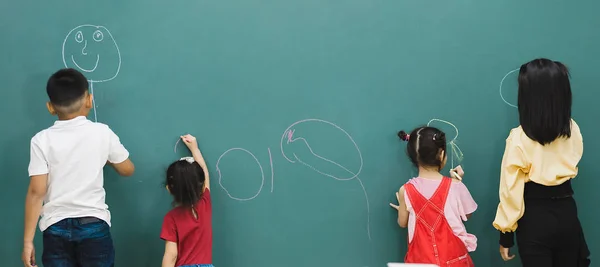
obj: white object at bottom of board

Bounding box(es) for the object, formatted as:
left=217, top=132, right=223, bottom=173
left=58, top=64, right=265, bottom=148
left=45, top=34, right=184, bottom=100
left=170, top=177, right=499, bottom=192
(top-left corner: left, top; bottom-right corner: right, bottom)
left=387, top=263, right=439, bottom=267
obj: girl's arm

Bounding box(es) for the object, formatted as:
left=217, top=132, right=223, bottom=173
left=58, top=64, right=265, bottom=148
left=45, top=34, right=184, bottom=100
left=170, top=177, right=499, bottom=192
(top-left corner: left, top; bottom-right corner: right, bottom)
left=181, top=134, right=210, bottom=190
left=190, top=147, right=210, bottom=190
left=450, top=166, right=476, bottom=220
left=390, top=186, right=409, bottom=228
left=161, top=241, right=178, bottom=267
left=397, top=186, right=409, bottom=228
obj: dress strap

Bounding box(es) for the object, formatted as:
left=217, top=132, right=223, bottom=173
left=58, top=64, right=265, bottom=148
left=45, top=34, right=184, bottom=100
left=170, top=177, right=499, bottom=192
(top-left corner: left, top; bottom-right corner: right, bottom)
left=429, top=177, right=452, bottom=209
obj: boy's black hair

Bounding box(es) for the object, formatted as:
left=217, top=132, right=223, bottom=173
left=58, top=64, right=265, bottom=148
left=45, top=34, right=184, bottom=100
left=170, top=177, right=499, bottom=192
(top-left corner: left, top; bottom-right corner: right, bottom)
left=398, top=126, right=447, bottom=170
left=166, top=160, right=206, bottom=208
left=518, top=58, right=572, bottom=145
left=46, top=68, right=89, bottom=113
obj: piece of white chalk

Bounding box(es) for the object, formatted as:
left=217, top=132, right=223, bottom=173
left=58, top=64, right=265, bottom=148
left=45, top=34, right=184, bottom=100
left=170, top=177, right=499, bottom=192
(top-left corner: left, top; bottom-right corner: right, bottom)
left=450, top=170, right=462, bottom=180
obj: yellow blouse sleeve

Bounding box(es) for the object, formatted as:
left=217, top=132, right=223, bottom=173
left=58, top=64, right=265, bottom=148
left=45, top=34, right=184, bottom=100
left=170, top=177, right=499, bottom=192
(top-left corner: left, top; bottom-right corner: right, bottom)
left=493, top=131, right=529, bottom=233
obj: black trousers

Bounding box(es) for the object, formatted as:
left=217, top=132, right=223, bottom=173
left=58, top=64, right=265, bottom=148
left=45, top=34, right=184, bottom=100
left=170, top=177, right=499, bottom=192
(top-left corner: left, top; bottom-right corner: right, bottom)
left=516, top=181, right=590, bottom=267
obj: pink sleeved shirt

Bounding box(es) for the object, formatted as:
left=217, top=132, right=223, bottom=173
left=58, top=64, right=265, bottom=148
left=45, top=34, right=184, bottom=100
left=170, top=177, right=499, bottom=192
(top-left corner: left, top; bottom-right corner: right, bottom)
left=403, top=177, right=478, bottom=252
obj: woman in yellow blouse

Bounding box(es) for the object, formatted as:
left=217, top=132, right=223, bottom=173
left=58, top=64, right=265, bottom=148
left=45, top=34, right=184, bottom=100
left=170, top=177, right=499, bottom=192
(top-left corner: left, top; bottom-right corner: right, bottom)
left=493, top=58, right=590, bottom=266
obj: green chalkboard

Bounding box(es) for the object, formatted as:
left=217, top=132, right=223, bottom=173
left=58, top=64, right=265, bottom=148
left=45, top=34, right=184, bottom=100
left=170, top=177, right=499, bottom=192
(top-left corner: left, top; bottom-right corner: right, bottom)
left=1, top=0, right=598, bottom=266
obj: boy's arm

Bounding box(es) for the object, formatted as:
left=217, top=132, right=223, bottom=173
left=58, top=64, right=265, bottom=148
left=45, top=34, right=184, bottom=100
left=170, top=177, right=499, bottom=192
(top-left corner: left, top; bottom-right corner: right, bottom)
left=23, top=136, right=48, bottom=266
left=161, top=241, right=178, bottom=267
left=24, top=174, right=47, bottom=242
left=190, top=148, right=209, bottom=190
left=107, top=127, right=135, bottom=177
left=23, top=174, right=47, bottom=266
left=107, top=159, right=135, bottom=177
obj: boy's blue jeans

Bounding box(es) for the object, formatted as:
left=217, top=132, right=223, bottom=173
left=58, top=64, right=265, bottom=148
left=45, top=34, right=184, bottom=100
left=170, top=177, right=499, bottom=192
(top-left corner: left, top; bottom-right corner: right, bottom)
left=42, top=217, right=114, bottom=267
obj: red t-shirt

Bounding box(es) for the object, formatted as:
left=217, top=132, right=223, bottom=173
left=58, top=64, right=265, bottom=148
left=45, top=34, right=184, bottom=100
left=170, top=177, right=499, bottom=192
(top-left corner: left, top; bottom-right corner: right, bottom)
left=160, top=189, right=213, bottom=266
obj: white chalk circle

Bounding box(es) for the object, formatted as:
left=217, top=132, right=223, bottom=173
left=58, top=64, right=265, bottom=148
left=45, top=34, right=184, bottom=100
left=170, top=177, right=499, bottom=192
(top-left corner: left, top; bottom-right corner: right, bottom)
left=499, top=68, right=519, bottom=108
left=62, top=24, right=121, bottom=83
left=216, top=148, right=265, bottom=201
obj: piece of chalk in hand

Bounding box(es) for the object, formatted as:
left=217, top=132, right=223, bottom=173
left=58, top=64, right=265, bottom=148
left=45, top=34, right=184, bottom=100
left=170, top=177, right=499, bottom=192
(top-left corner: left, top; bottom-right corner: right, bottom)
left=450, top=170, right=462, bottom=180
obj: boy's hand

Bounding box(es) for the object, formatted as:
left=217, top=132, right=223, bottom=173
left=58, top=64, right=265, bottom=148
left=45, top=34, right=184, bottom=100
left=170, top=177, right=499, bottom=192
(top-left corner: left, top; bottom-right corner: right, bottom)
left=22, top=242, right=36, bottom=267
left=180, top=134, right=198, bottom=151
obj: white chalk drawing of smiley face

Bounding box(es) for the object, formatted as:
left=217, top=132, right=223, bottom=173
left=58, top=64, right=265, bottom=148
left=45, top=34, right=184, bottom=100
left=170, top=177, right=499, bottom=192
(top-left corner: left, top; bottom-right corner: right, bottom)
left=62, top=25, right=121, bottom=83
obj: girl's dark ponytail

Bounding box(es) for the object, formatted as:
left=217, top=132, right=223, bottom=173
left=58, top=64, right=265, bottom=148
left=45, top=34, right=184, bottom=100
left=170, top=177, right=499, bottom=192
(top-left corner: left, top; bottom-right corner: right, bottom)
left=399, top=126, right=447, bottom=171
left=398, top=130, right=410, bottom=142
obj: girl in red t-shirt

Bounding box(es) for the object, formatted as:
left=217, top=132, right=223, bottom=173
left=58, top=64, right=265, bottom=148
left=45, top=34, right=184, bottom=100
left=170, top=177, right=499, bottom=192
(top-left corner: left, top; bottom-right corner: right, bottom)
left=160, top=134, right=213, bottom=267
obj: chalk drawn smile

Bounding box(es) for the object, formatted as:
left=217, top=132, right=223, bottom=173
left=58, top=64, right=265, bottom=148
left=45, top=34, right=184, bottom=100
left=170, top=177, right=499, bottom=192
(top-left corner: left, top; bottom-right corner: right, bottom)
left=71, top=54, right=99, bottom=73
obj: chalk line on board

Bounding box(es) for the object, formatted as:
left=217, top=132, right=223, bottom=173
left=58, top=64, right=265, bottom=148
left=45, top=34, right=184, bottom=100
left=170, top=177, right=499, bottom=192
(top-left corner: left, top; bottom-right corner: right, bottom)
left=268, top=148, right=274, bottom=193
left=174, top=138, right=181, bottom=153
left=281, top=119, right=371, bottom=241
left=499, top=68, right=519, bottom=108
left=62, top=24, right=122, bottom=122
left=216, top=148, right=266, bottom=201
left=177, top=138, right=273, bottom=200
left=427, top=119, right=463, bottom=169
left=90, top=83, right=97, bottom=122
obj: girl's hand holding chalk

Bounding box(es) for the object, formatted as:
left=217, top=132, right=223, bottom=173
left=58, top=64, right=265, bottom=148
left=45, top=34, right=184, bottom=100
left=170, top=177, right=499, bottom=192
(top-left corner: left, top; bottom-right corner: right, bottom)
left=450, top=165, right=464, bottom=180
left=389, top=191, right=401, bottom=210
left=181, top=134, right=198, bottom=150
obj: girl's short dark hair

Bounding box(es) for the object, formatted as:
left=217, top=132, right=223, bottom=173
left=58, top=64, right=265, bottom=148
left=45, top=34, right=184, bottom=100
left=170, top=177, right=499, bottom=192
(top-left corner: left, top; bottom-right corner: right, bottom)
left=398, top=127, right=447, bottom=170
left=518, top=58, right=572, bottom=145
left=165, top=159, right=206, bottom=208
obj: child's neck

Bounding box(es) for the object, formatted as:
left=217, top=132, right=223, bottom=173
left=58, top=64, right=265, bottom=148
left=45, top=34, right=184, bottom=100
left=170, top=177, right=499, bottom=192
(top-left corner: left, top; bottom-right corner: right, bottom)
left=57, top=111, right=88, bottom=121
left=418, top=166, right=443, bottom=180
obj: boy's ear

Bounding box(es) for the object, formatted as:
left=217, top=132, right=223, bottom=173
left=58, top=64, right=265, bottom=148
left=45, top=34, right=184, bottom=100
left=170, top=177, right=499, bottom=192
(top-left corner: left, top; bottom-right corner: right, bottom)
left=46, top=102, right=57, bottom=115
left=84, top=93, right=93, bottom=109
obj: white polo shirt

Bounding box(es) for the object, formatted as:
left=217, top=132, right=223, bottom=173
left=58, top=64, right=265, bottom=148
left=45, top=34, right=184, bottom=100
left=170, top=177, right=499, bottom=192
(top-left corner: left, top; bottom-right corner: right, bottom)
left=28, top=116, right=130, bottom=231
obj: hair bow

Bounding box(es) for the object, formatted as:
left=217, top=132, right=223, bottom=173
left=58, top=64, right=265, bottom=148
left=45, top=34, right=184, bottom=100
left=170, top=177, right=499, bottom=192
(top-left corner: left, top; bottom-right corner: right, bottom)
left=180, top=157, right=195, bottom=163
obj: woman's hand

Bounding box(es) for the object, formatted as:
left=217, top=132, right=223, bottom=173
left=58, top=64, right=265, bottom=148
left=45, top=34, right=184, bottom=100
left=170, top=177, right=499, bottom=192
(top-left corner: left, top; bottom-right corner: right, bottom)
left=499, top=245, right=515, bottom=261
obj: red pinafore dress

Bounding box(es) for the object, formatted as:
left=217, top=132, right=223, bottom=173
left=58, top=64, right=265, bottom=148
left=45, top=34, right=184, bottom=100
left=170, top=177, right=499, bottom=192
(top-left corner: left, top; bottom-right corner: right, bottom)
left=404, top=177, right=474, bottom=267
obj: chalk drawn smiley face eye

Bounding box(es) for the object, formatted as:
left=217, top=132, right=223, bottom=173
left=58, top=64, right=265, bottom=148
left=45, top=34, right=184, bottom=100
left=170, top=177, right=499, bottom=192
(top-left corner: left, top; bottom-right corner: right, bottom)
left=75, top=31, right=84, bottom=43
left=93, top=30, right=104, bottom=42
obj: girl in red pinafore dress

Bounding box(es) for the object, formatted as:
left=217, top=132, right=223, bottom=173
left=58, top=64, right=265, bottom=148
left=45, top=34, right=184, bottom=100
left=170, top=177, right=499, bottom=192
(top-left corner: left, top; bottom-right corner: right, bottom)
left=390, top=126, right=477, bottom=266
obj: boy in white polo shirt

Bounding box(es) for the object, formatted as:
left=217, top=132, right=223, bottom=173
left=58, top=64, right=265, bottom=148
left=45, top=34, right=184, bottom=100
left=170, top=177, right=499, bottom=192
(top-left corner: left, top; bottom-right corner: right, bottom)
left=22, top=68, right=135, bottom=267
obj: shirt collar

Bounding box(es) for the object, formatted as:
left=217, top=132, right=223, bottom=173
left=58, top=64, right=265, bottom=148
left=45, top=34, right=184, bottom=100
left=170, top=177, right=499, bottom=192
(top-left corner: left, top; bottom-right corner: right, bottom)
left=52, top=116, right=90, bottom=128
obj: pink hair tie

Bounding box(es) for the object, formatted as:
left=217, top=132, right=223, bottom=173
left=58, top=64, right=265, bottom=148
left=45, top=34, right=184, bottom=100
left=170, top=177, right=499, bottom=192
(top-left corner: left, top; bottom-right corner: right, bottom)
left=405, top=134, right=410, bottom=141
